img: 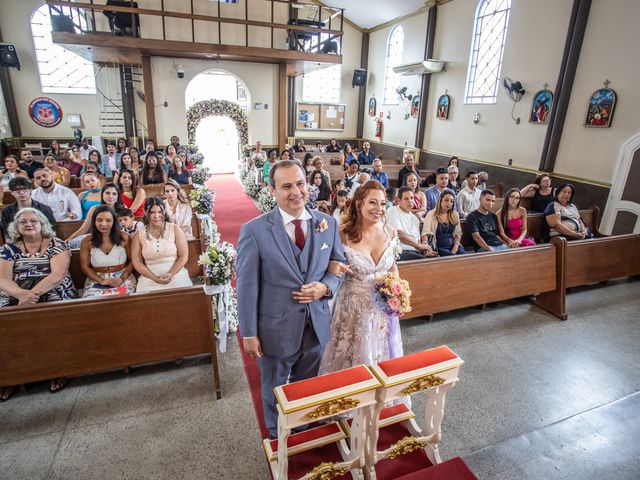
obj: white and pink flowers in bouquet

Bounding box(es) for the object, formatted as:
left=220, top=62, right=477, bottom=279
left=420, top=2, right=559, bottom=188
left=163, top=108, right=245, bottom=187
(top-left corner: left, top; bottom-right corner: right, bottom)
left=373, top=272, right=412, bottom=317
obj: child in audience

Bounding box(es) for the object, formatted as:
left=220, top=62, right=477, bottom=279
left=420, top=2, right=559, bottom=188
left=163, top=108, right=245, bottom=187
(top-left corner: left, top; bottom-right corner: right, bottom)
left=330, top=178, right=345, bottom=204
left=331, top=189, right=348, bottom=221
left=117, top=207, right=143, bottom=236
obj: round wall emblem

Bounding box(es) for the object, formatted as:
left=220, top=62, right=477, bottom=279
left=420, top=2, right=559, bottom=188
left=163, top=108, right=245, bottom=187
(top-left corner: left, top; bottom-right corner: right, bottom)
left=29, top=97, right=63, bottom=127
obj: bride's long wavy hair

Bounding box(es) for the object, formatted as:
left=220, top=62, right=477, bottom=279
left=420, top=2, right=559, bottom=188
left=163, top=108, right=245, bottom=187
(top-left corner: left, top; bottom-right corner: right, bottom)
left=341, top=180, right=387, bottom=244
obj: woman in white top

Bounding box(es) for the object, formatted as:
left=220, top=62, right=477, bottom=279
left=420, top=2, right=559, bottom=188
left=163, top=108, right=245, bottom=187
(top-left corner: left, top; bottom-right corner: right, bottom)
left=163, top=179, right=194, bottom=240
left=132, top=196, right=192, bottom=293
left=0, top=155, right=28, bottom=191
left=80, top=205, right=136, bottom=297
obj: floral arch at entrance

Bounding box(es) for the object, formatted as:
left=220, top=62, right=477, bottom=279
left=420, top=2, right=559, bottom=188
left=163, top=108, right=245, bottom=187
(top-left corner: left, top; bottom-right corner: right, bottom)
left=186, top=99, right=248, bottom=147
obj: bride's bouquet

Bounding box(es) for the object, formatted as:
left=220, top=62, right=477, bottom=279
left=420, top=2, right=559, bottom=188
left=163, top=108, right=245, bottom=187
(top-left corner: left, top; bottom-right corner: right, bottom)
left=373, top=273, right=412, bottom=317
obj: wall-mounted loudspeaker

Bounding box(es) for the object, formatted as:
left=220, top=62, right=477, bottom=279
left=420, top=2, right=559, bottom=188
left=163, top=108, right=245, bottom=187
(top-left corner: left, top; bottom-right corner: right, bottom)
left=352, top=69, right=367, bottom=87
left=0, top=43, right=20, bottom=70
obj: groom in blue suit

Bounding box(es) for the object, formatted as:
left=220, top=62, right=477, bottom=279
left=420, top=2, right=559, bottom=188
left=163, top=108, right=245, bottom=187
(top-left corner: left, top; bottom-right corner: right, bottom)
left=236, top=160, right=346, bottom=438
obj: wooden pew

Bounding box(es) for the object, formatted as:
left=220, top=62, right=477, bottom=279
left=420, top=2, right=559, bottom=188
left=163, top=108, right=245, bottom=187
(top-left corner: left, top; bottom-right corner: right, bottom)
left=398, top=244, right=558, bottom=320
left=0, top=286, right=222, bottom=399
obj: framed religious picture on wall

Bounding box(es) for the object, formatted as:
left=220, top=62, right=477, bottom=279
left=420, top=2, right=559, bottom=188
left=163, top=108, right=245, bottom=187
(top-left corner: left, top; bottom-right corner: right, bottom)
left=436, top=94, right=450, bottom=119
left=368, top=96, right=376, bottom=116
left=411, top=95, right=420, bottom=118
left=529, top=89, right=553, bottom=124
left=584, top=87, right=616, bottom=128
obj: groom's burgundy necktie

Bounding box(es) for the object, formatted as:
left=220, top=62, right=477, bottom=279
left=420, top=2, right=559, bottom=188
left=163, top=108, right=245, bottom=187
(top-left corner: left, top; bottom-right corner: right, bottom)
left=291, top=219, right=305, bottom=251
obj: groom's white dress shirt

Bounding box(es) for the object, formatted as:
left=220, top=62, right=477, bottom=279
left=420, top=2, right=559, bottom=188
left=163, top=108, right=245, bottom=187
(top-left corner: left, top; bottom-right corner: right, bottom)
left=279, top=207, right=312, bottom=243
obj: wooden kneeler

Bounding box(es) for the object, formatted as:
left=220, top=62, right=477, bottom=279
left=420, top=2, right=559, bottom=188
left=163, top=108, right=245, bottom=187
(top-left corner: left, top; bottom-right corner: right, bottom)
left=268, top=365, right=381, bottom=480
left=365, top=346, right=464, bottom=479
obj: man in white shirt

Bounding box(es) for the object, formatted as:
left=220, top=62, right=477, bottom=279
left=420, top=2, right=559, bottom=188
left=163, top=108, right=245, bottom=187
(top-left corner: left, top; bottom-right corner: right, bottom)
left=31, top=168, right=82, bottom=222
left=386, top=187, right=437, bottom=261
left=79, top=137, right=99, bottom=160
left=457, top=170, right=482, bottom=219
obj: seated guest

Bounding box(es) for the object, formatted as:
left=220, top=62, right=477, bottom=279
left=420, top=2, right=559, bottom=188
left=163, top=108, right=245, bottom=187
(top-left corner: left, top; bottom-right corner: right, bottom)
left=385, top=187, right=398, bottom=210
left=67, top=145, right=85, bottom=178
left=0, top=208, right=76, bottom=399
left=280, top=149, right=291, bottom=161
left=116, top=137, right=129, bottom=155
left=141, top=140, right=155, bottom=161
left=80, top=205, right=137, bottom=297
left=101, top=141, right=122, bottom=178
left=349, top=172, right=370, bottom=198
left=117, top=170, right=146, bottom=218
left=449, top=156, right=460, bottom=168
left=370, top=159, right=389, bottom=188
left=168, top=154, right=192, bottom=185
left=308, top=170, right=331, bottom=212
left=0, top=155, right=28, bottom=193
left=386, top=187, right=437, bottom=260
left=425, top=167, right=455, bottom=212
left=331, top=189, right=348, bottom=221
left=457, top=170, right=481, bottom=219
left=47, top=140, right=61, bottom=159
left=325, top=138, right=341, bottom=153
left=77, top=173, right=103, bottom=219
left=330, top=178, right=345, bottom=203
left=497, top=188, right=536, bottom=247
left=79, top=137, right=99, bottom=160
left=465, top=189, right=508, bottom=251
left=68, top=183, right=122, bottom=245
left=80, top=158, right=106, bottom=187
left=164, top=180, right=194, bottom=240
left=117, top=207, right=143, bottom=236
left=313, top=141, right=325, bottom=153
left=422, top=191, right=466, bottom=256
left=398, top=154, right=419, bottom=187
left=1, top=177, right=56, bottom=238
left=312, top=156, right=331, bottom=185
left=18, top=149, right=45, bottom=179
left=262, top=150, right=278, bottom=186
left=31, top=168, right=82, bottom=222
left=404, top=172, right=427, bottom=220
left=301, top=152, right=315, bottom=174
left=447, top=165, right=461, bottom=194
left=544, top=183, right=593, bottom=241
left=521, top=173, right=555, bottom=213
left=164, top=135, right=183, bottom=156
left=43, top=154, right=70, bottom=187
left=129, top=147, right=142, bottom=171
left=343, top=143, right=357, bottom=165
left=341, top=161, right=360, bottom=189
left=462, top=171, right=488, bottom=191
left=112, top=153, right=136, bottom=184
left=132, top=197, right=193, bottom=292
left=293, top=139, right=306, bottom=153
left=140, top=152, right=167, bottom=185
left=357, top=141, right=376, bottom=165
left=163, top=144, right=179, bottom=175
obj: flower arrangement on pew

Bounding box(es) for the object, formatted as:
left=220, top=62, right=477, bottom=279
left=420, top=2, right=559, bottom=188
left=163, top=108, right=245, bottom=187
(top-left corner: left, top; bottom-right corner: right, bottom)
left=190, top=186, right=215, bottom=217
left=191, top=166, right=211, bottom=186
left=241, top=172, right=261, bottom=199
left=373, top=273, right=412, bottom=317
left=256, top=187, right=277, bottom=213
left=189, top=151, right=204, bottom=169
left=199, top=241, right=237, bottom=286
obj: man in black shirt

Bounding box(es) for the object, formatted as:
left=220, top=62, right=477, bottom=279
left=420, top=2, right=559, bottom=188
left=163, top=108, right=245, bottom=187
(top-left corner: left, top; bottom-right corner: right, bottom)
left=1, top=177, right=57, bottom=238
left=18, top=149, right=45, bottom=179
left=465, top=189, right=508, bottom=252
left=397, top=153, right=419, bottom=187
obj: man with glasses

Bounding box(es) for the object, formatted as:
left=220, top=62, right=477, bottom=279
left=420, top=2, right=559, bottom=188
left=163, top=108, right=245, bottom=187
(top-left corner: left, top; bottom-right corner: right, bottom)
left=31, top=168, right=82, bottom=222
left=1, top=177, right=57, bottom=237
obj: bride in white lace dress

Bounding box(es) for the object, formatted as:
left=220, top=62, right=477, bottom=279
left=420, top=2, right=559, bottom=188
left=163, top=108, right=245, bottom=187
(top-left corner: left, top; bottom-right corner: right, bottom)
left=320, top=181, right=405, bottom=374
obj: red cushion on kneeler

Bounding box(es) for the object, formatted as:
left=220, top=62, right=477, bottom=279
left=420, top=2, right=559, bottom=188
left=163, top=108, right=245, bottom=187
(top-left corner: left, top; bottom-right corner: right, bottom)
left=281, top=365, right=374, bottom=402
left=269, top=422, right=343, bottom=453
left=286, top=443, right=354, bottom=480
left=392, top=457, right=478, bottom=480
left=377, top=346, right=458, bottom=378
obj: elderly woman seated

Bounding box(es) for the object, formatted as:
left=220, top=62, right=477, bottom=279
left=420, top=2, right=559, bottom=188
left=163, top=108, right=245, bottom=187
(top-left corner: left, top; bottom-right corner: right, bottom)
left=0, top=208, right=76, bottom=400
left=132, top=197, right=193, bottom=293
left=79, top=205, right=137, bottom=297
left=544, top=183, right=593, bottom=241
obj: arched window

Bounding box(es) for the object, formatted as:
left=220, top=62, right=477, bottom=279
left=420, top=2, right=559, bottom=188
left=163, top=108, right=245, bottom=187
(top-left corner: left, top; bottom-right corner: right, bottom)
left=31, top=5, right=96, bottom=94
left=383, top=25, right=404, bottom=105
left=464, top=0, right=511, bottom=104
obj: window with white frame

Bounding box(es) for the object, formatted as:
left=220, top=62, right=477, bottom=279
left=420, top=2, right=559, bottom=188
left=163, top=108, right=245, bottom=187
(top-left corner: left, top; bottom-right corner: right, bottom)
left=383, top=25, right=404, bottom=105
left=31, top=5, right=96, bottom=94
left=464, top=0, right=511, bottom=104
left=302, top=33, right=342, bottom=103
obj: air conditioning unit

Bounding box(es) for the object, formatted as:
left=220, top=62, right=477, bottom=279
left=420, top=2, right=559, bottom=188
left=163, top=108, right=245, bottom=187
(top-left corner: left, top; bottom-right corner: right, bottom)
left=393, top=59, right=445, bottom=76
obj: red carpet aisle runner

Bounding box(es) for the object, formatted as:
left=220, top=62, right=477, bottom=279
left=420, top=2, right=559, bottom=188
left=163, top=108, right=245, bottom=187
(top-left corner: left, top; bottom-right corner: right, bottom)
left=208, top=174, right=476, bottom=479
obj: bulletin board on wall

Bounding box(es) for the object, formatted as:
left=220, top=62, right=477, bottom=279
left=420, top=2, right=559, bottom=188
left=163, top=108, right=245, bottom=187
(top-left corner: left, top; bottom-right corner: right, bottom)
left=296, top=102, right=346, bottom=131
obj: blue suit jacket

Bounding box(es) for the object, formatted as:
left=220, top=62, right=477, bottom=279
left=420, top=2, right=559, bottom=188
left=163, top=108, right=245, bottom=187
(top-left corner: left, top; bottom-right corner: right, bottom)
left=236, top=207, right=346, bottom=358
left=100, top=153, right=121, bottom=178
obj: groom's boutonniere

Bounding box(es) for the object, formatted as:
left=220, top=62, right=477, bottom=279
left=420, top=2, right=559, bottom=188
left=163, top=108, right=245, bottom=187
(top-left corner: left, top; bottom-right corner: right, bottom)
left=315, top=219, right=328, bottom=233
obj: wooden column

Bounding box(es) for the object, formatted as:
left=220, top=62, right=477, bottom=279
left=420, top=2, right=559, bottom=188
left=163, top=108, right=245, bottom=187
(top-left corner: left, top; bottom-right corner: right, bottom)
left=278, top=63, right=287, bottom=151
left=415, top=5, right=437, bottom=154
left=539, top=0, right=592, bottom=172
left=287, top=76, right=295, bottom=137
left=356, top=32, right=369, bottom=139
left=141, top=55, right=157, bottom=143
left=0, top=27, right=21, bottom=137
